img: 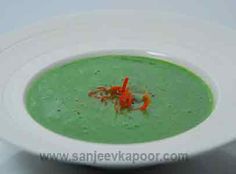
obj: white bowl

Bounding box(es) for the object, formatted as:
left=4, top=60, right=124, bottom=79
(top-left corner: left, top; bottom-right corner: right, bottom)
left=0, top=10, right=236, bottom=168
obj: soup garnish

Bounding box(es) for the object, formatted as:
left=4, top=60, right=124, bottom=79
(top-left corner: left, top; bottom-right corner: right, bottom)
left=88, top=76, right=152, bottom=112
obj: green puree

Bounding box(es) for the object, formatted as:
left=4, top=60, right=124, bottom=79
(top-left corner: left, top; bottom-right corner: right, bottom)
left=26, top=55, right=214, bottom=144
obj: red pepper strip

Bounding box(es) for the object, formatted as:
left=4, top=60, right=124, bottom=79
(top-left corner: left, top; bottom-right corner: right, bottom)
left=121, top=77, right=129, bottom=92
left=119, top=89, right=134, bottom=109
left=139, top=93, right=151, bottom=111
left=127, top=95, right=134, bottom=107
left=126, top=90, right=134, bottom=107
left=118, top=77, right=132, bottom=109
left=119, top=91, right=127, bottom=108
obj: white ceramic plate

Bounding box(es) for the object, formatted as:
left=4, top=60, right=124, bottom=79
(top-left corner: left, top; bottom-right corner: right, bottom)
left=0, top=10, right=236, bottom=168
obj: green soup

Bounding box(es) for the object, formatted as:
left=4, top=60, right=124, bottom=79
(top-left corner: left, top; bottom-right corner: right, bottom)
left=26, top=55, right=214, bottom=144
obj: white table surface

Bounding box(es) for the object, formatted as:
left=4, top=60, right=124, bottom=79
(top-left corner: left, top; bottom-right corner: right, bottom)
left=0, top=0, right=236, bottom=173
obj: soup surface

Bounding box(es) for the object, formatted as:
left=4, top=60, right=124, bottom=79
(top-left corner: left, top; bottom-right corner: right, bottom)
left=26, top=55, right=214, bottom=144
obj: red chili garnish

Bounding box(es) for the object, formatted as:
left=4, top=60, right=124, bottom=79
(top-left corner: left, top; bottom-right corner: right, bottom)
left=88, top=76, right=152, bottom=113
left=121, top=77, right=129, bottom=92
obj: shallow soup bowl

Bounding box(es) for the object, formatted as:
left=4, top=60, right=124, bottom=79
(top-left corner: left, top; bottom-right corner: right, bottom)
left=0, top=11, right=236, bottom=168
